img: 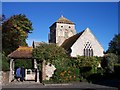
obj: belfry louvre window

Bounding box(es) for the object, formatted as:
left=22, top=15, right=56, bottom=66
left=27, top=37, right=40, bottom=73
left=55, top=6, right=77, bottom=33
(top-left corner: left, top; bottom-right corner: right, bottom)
left=61, top=26, right=63, bottom=28
left=84, top=42, right=93, bottom=56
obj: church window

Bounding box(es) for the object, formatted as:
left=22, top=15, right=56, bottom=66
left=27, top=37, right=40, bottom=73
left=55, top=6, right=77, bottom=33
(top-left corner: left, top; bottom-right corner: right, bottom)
left=86, top=49, right=88, bottom=56
left=89, top=49, right=91, bottom=56
left=91, top=49, right=93, bottom=56
left=84, top=42, right=93, bottom=57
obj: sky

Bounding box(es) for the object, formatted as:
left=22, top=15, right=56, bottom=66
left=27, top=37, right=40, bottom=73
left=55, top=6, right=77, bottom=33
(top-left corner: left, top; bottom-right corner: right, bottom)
left=2, top=2, right=118, bottom=51
left=1, top=0, right=120, bottom=2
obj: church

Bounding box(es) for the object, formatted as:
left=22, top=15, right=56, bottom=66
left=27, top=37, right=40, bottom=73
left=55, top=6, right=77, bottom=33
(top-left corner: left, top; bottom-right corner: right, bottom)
left=8, top=15, right=105, bottom=82
left=34, top=15, right=104, bottom=57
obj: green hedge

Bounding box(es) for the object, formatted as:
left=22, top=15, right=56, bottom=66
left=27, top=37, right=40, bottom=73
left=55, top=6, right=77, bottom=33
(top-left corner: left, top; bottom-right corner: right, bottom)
left=79, top=66, right=98, bottom=81
left=51, top=67, right=80, bottom=83
left=105, top=53, right=118, bottom=73
left=50, top=56, right=101, bottom=83
left=114, top=64, right=120, bottom=78
left=2, top=52, right=10, bottom=71
left=15, top=59, right=33, bottom=69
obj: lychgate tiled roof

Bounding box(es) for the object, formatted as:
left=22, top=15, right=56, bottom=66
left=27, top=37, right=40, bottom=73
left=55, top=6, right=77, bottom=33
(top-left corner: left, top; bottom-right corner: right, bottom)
left=8, top=46, right=33, bottom=59
left=56, top=15, right=75, bottom=25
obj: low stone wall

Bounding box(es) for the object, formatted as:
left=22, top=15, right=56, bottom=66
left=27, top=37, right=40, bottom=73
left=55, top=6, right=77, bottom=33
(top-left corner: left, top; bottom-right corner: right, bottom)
left=2, top=71, right=9, bottom=84
left=0, top=71, right=2, bottom=84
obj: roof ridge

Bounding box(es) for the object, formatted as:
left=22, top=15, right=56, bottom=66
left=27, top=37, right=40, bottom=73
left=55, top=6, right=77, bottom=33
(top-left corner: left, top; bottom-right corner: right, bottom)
left=17, top=46, right=33, bottom=51
left=61, top=30, right=84, bottom=50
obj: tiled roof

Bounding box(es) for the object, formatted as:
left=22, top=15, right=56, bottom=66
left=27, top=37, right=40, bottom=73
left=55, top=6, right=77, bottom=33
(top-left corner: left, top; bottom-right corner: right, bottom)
left=61, top=30, right=84, bottom=51
left=8, top=46, right=33, bottom=59
left=56, top=15, right=75, bottom=25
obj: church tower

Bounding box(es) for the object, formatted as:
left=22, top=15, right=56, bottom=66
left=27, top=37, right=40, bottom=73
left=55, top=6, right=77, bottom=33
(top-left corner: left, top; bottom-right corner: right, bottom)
left=49, top=15, right=76, bottom=46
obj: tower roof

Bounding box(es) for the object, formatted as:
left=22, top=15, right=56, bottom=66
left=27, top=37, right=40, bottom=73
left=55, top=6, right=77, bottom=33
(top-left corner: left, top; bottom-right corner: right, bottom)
left=56, top=15, right=75, bottom=25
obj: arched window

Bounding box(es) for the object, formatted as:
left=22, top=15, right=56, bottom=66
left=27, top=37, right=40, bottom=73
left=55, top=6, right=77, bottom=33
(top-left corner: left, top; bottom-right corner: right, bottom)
left=84, top=42, right=93, bottom=56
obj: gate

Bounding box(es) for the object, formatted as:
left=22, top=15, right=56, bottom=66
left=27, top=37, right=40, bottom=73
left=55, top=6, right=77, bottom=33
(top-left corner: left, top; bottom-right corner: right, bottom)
left=25, top=69, right=37, bottom=81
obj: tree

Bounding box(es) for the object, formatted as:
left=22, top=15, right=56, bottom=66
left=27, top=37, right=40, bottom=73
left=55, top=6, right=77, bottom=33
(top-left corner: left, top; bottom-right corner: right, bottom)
left=76, top=56, right=100, bottom=68
left=32, top=43, right=69, bottom=67
left=1, top=52, right=9, bottom=71
left=75, top=56, right=100, bottom=79
left=105, top=53, right=118, bottom=73
left=107, top=34, right=120, bottom=63
left=0, top=14, right=6, bottom=24
left=107, top=34, right=120, bottom=55
left=33, top=43, right=80, bottom=83
left=2, top=14, right=33, bottom=55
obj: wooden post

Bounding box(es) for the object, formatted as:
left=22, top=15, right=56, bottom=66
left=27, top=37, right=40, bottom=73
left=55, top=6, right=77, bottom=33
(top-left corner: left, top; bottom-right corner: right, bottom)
left=25, top=69, right=27, bottom=80
left=9, top=59, right=14, bottom=82
left=34, top=59, right=37, bottom=69
left=34, top=59, right=40, bottom=82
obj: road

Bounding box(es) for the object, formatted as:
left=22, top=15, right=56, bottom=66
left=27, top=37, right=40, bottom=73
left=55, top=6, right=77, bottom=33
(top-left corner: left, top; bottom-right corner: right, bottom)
left=1, top=81, right=118, bottom=90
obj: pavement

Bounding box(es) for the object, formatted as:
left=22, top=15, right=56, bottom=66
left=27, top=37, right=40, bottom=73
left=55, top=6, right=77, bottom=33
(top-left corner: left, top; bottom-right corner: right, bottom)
left=1, top=81, right=119, bottom=90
